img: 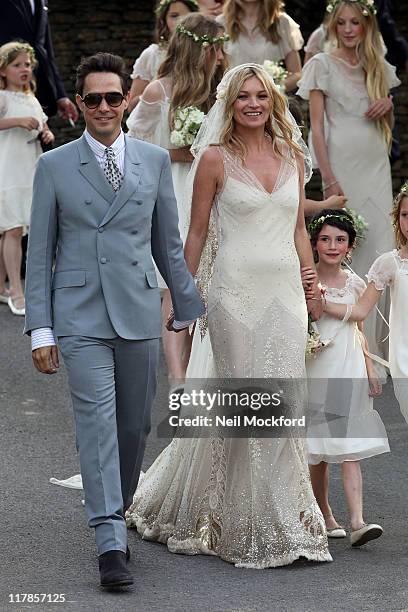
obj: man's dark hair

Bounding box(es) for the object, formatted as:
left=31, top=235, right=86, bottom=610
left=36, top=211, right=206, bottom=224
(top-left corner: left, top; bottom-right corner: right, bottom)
left=76, top=52, right=129, bottom=96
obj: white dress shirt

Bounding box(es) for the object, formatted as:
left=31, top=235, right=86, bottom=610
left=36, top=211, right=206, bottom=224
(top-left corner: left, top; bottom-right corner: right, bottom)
left=31, top=130, right=194, bottom=350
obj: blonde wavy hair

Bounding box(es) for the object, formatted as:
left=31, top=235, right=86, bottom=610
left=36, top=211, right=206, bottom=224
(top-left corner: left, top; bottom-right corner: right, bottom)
left=157, top=13, right=227, bottom=128
left=0, top=41, right=37, bottom=93
left=219, top=65, right=302, bottom=161
left=328, top=1, right=392, bottom=148
left=391, top=182, right=408, bottom=248
left=223, top=0, right=285, bottom=43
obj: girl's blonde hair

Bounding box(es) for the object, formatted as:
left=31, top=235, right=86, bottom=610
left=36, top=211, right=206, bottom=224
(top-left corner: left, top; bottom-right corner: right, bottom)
left=219, top=65, right=302, bottom=161
left=392, top=182, right=408, bottom=248
left=158, top=13, right=227, bottom=128
left=0, top=41, right=37, bottom=93
left=223, top=0, right=285, bottom=43
left=328, top=1, right=392, bottom=148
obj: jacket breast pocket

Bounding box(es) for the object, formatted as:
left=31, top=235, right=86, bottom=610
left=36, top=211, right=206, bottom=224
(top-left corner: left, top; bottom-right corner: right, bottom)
left=52, top=270, right=86, bottom=289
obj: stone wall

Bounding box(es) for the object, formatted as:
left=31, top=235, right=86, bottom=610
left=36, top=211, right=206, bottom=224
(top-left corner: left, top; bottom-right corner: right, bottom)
left=48, top=0, right=407, bottom=192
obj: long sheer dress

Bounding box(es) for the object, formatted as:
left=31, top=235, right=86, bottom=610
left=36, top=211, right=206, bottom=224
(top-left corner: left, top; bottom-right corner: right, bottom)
left=126, top=146, right=332, bottom=568
left=297, top=53, right=400, bottom=365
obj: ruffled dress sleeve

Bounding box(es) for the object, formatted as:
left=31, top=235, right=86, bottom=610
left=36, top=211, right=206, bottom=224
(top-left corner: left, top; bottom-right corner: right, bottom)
left=131, top=44, right=162, bottom=81
left=366, top=251, right=397, bottom=291
left=384, top=60, right=401, bottom=91
left=349, top=272, right=367, bottom=300
left=297, top=53, right=330, bottom=100
left=276, top=13, right=304, bottom=57
left=126, top=97, right=165, bottom=144
left=304, top=25, right=326, bottom=55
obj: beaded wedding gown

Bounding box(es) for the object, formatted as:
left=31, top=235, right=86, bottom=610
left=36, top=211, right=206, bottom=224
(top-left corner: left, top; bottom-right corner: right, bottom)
left=126, top=146, right=331, bottom=568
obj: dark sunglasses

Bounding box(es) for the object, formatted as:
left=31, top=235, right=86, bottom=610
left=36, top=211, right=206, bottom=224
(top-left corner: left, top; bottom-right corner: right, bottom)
left=79, top=91, right=125, bottom=109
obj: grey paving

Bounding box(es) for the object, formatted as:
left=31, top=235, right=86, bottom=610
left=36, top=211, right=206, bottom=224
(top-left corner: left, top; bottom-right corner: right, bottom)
left=0, top=303, right=407, bottom=612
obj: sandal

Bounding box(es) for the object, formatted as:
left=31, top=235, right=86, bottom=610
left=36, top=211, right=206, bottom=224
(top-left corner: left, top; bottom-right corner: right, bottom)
left=0, top=289, right=10, bottom=304
left=8, top=295, right=25, bottom=316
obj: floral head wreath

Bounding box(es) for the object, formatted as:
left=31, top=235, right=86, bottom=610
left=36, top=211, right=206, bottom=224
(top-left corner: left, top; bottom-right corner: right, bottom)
left=0, top=41, right=36, bottom=66
left=326, top=0, right=377, bottom=17
left=155, top=0, right=198, bottom=15
left=175, top=23, right=230, bottom=47
left=398, top=180, right=408, bottom=197
left=308, top=213, right=356, bottom=237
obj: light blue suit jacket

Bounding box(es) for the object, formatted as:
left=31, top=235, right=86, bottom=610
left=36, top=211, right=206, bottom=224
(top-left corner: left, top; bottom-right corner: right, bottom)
left=24, top=134, right=204, bottom=339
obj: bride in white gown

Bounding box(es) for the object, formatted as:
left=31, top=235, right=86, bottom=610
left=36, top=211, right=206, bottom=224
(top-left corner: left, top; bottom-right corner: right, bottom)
left=126, top=64, right=332, bottom=568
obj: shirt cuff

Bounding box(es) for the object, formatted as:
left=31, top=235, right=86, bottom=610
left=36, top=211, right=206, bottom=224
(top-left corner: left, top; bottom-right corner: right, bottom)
left=172, top=318, right=197, bottom=331
left=31, top=327, right=56, bottom=351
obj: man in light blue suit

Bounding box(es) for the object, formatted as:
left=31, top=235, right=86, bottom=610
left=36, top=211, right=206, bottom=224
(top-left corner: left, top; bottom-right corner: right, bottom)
left=24, top=53, right=204, bottom=588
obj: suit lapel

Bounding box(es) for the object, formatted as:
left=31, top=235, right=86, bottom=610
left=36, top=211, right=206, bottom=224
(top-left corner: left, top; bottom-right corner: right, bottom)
left=99, top=136, right=142, bottom=228
left=77, top=135, right=116, bottom=205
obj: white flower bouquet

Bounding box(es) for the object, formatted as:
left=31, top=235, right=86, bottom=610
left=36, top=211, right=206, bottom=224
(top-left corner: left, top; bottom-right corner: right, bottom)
left=170, top=106, right=205, bottom=147
left=262, top=60, right=288, bottom=92
left=306, top=317, right=324, bottom=358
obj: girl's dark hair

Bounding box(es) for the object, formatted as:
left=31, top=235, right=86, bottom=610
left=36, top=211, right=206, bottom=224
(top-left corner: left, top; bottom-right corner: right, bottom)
left=76, top=52, right=129, bottom=96
left=155, top=0, right=199, bottom=44
left=309, top=208, right=357, bottom=248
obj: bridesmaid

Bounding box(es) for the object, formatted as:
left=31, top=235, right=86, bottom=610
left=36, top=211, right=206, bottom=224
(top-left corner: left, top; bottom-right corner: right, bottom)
left=128, top=0, right=198, bottom=113
left=297, top=0, right=400, bottom=366
left=127, top=13, right=227, bottom=386
left=217, top=0, right=303, bottom=92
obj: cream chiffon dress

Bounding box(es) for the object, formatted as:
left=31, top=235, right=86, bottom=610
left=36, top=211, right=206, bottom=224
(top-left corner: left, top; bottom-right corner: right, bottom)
left=217, top=13, right=303, bottom=66
left=130, top=43, right=167, bottom=83
left=0, top=90, right=46, bottom=231
left=367, top=250, right=408, bottom=424
left=306, top=270, right=389, bottom=464
left=126, top=79, right=191, bottom=287
left=126, top=146, right=332, bottom=568
left=297, top=53, right=400, bottom=365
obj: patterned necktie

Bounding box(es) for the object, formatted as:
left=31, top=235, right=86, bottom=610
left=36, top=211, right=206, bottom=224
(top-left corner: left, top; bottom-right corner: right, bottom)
left=104, top=147, right=123, bottom=192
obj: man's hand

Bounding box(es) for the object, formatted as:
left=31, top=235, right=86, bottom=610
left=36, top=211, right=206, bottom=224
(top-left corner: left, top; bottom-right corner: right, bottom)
left=165, top=309, right=186, bottom=333
left=32, top=345, right=60, bottom=374
left=57, top=98, right=79, bottom=122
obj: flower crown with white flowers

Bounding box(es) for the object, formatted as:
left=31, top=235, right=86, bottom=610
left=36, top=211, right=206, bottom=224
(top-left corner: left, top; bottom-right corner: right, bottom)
left=326, top=0, right=377, bottom=17
left=399, top=180, right=408, bottom=196
left=175, top=23, right=230, bottom=47
left=155, top=0, right=198, bottom=15
left=308, top=212, right=356, bottom=237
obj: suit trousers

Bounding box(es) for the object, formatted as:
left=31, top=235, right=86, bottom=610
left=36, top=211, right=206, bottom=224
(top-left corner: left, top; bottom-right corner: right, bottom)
left=58, top=335, right=159, bottom=555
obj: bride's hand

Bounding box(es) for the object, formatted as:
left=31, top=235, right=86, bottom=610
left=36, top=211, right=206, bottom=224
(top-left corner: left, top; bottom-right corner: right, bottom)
left=323, top=181, right=344, bottom=198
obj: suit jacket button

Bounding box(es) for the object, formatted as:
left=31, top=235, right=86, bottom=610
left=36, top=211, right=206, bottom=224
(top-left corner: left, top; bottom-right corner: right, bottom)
left=98, top=227, right=104, bottom=233
left=100, top=257, right=107, bottom=264
left=136, top=201, right=142, bottom=205
left=131, top=230, right=138, bottom=234
left=85, top=199, right=92, bottom=205
left=132, top=261, right=138, bottom=266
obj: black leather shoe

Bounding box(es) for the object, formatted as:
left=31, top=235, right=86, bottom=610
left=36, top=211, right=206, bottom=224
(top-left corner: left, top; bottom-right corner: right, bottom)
left=126, top=546, right=130, bottom=562
left=98, top=550, right=134, bottom=588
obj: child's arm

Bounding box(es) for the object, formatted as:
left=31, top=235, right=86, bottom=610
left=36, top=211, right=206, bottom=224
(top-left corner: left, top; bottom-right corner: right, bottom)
left=41, top=122, right=55, bottom=146
left=0, top=116, right=40, bottom=131
left=323, top=283, right=382, bottom=322
left=358, top=321, right=382, bottom=397
left=304, top=194, right=347, bottom=216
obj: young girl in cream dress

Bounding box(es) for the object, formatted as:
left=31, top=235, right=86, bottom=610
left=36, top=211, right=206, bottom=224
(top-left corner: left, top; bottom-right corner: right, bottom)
left=303, top=209, right=389, bottom=547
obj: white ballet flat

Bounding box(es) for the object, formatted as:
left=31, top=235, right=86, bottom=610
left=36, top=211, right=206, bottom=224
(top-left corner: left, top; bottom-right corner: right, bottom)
left=327, top=527, right=347, bottom=538
left=350, top=523, right=383, bottom=547
left=8, top=296, right=25, bottom=316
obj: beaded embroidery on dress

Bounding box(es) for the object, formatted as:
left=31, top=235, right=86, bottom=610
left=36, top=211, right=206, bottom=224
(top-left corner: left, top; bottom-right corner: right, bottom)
left=126, top=146, right=332, bottom=568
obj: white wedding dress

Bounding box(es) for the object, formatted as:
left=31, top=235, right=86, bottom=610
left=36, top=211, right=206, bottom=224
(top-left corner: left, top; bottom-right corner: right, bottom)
left=126, top=146, right=332, bottom=568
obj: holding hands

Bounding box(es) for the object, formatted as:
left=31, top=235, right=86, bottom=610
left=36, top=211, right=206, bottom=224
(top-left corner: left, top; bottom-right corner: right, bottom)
left=41, top=126, right=55, bottom=146
left=301, top=266, right=324, bottom=321
left=18, top=116, right=40, bottom=131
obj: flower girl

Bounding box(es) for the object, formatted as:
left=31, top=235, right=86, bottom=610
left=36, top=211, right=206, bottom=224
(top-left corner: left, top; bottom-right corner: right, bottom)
left=303, top=209, right=389, bottom=547
left=127, top=13, right=227, bottom=385
left=0, top=42, right=54, bottom=316
left=321, top=183, right=408, bottom=425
